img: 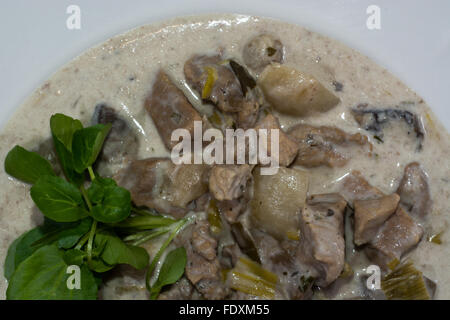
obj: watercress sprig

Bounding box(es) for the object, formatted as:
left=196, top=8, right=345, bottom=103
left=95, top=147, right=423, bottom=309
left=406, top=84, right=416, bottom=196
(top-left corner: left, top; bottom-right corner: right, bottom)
left=3, top=113, right=188, bottom=300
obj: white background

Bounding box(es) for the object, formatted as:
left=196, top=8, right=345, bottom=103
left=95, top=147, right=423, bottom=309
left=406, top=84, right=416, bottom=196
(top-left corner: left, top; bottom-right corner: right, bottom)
left=1, top=0, right=449, bottom=129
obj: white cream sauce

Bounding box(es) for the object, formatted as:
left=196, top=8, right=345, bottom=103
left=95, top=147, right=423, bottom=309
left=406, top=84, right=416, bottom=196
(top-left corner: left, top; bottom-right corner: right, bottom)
left=0, top=14, right=449, bottom=299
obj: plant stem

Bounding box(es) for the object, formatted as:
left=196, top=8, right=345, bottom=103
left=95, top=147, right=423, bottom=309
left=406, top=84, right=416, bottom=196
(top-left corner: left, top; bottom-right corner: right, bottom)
left=131, top=207, right=156, bottom=216
left=145, top=218, right=188, bottom=291
left=80, top=185, right=93, bottom=212
left=87, top=220, right=97, bottom=262
left=75, top=232, right=90, bottom=250
left=130, top=229, right=170, bottom=246
left=88, top=166, right=96, bottom=181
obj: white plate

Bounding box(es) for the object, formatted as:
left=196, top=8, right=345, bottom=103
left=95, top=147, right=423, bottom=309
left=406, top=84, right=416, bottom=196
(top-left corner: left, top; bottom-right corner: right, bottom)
left=1, top=0, right=449, bottom=130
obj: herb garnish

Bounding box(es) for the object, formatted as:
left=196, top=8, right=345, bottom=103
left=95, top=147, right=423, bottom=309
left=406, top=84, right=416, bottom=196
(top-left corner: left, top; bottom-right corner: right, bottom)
left=373, top=135, right=384, bottom=143
left=4, top=113, right=188, bottom=300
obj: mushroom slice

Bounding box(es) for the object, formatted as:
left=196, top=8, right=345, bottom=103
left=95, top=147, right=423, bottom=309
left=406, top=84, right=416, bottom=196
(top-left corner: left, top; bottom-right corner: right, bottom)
left=351, top=105, right=425, bottom=151
left=242, top=34, right=284, bottom=73
left=92, top=104, right=139, bottom=176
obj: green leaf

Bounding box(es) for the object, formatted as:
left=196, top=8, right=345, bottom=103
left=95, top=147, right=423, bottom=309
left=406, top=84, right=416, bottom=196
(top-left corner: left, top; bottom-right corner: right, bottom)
left=4, top=236, right=21, bottom=280
left=4, top=219, right=91, bottom=279
left=50, top=114, right=83, bottom=151
left=50, top=114, right=84, bottom=186
left=6, top=245, right=98, bottom=300
left=4, top=145, right=55, bottom=184
left=87, top=177, right=116, bottom=204
left=91, top=187, right=131, bottom=224
left=57, top=218, right=92, bottom=249
left=72, top=124, right=112, bottom=173
left=54, top=140, right=84, bottom=185
left=87, top=177, right=131, bottom=223
left=87, top=259, right=113, bottom=273
left=4, top=226, right=55, bottom=280
left=30, top=219, right=82, bottom=248
left=150, top=247, right=187, bottom=299
left=83, top=237, right=113, bottom=273
left=63, top=249, right=86, bottom=266
left=112, top=215, right=176, bottom=230
left=30, top=175, right=88, bottom=222
left=95, top=232, right=149, bottom=270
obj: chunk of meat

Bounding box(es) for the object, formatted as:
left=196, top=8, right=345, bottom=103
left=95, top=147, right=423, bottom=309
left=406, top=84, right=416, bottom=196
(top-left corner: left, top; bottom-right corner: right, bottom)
left=340, top=170, right=384, bottom=204
left=242, top=34, right=284, bottom=73
left=340, top=172, right=423, bottom=269
left=92, top=104, right=139, bottom=176
left=175, top=220, right=228, bottom=299
left=184, top=54, right=243, bottom=113
left=353, top=193, right=400, bottom=246
left=396, top=162, right=432, bottom=218
left=217, top=198, right=247, bottom=224
left=184, top=54, right=260, bottom=128
left=209, top=164, right=253, bottom=201
left=249, top=229, right=311, bottom=299
left=288, top=124, right=371, bottom=168
left=115, top=158, right=208, bottom=217
left=235, top=99, right=260, bottom=129
left=228, top=59, right=263, bottom=129
left=365, top=207, right=423, bottom=269
left=146, top=70, right=202, bottom=150
left=216, top=183, right=252, bottom=224
left=297, top=193, right=347, bottom=287
left=255, top=114, right=299, bottom=167
left=192, top=219, right=218, bottom=261
left=220, top=243, right=243, bottom=270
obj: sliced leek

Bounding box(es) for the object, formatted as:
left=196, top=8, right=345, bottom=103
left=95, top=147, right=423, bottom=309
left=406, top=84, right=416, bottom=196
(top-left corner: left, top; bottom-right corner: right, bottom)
left=286, top=230, right=300, bottom=241
left=228, top=271, right=276, bottom=299
left=387, top=258, right=400, bottom=271
left=428, top=232, right=442, bottom=245
left=201, top=66, right=217, bottom=99
left=340, top=262, right=354, bottom=278
left=207, top=111, right=223, bottom=127
left=207, top=199, right=222, bottom=234
left=228, top=257, right=278, bottom=299
left=381, top=261, right=431, bottom=300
